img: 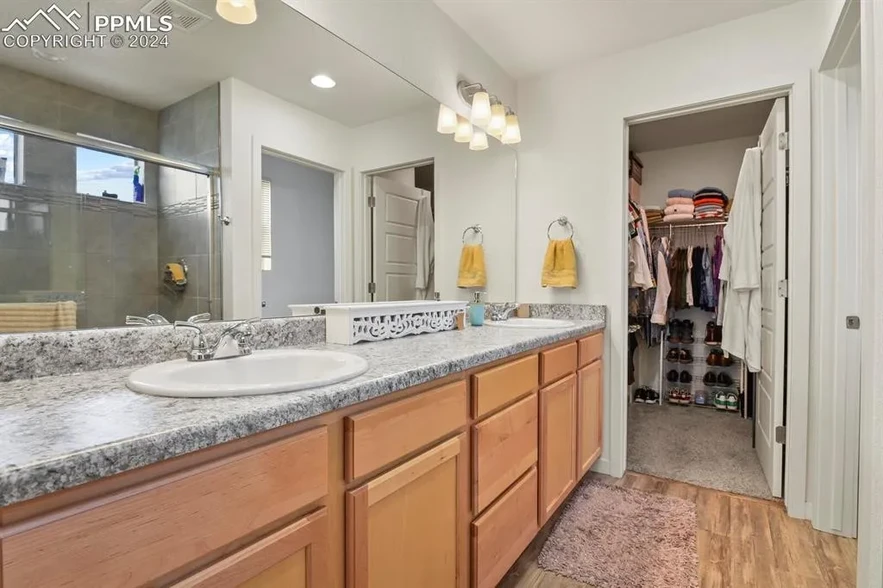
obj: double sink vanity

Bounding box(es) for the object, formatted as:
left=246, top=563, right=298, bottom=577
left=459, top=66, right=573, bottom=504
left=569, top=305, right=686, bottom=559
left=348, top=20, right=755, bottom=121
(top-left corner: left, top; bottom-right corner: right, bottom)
left=0, top=308, right=605, bottom=588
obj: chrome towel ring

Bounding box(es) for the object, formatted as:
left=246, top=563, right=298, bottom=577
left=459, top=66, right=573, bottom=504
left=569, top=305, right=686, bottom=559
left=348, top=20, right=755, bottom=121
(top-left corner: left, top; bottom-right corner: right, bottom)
left=547, top=216, right=574, bottom=240
left=462, top=224, right=483, bottom=244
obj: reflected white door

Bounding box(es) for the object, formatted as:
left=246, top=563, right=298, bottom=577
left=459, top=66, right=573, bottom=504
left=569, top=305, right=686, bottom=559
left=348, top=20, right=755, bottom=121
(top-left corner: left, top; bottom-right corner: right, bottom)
left=372, top=177, right=429, bottom=301
left=757, top=97, right=787, bottom=498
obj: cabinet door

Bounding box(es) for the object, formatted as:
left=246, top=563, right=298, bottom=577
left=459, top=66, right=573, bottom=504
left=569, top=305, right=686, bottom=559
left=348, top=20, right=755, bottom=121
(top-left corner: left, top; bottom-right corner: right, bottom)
left=346, top=434, right=468, bottom=588
left=577, top=360, right=603, bottom=478
left=173, top=508, right=328, bottom=588
left=538, top=374, right=577, bottom=525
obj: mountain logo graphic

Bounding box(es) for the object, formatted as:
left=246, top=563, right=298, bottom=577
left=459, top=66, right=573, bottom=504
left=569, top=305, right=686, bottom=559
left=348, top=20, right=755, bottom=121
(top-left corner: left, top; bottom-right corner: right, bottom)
left=2, top=4, right=82, bottom=33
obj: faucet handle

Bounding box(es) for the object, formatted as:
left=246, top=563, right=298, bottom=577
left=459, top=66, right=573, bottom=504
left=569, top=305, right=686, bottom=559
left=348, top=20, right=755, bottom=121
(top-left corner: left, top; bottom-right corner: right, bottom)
left=174, top=320, right=210, bottom=360
left=126, top=315, right=152, bottom=326
left=187, top=313, right=211, bottom=324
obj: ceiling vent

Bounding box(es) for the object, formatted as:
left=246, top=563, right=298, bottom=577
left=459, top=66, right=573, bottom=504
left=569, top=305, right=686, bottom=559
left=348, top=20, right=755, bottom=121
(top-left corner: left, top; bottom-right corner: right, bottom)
left=140, top=0, right=212, bottom=33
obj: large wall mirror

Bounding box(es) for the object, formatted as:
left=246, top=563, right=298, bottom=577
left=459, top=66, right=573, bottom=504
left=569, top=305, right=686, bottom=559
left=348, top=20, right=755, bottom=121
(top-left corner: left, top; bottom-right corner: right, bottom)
left=0, top=0, right=517, bottom=333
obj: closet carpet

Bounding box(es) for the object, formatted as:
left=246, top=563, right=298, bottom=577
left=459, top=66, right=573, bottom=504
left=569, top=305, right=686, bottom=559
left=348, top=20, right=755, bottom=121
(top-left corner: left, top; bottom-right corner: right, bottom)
left=627, top=403, right=773, bottom=500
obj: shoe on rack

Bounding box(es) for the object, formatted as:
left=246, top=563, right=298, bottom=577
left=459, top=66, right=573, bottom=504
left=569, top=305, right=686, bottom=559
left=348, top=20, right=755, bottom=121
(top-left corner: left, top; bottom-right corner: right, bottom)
left=679, top=349, right=693, bottom=363
left=667, top=320, right=682, bottom=343
left=646, top=388, right=659, bottom=404
left=714, top=391, right=728, bottom=410
left=681, top=320, right=695, bottom=344
left=726, top=392, right=739, bottom=412
left=680, top=390, right=692, bottom=405
left=666, top=348, right=680, bottom=362
left=704, top=321, right=717, bottom=344
left=717, top=372, right=734, bottom=387
left=714, top=325, right=723, bottom=345
left=680, top=370, right=692, bottom=383
left=694, top=390, right=707, bottom=406
left=720, top=353, right=734, bottom=367
left=706, top=349, right=720, bottom=366
left=668, top=389, right=680, bottom=404
left=667, top=369, right=680, bottom=383
left=634, top=388, right=646, bottom=403
left=704, top=372, right=717, bottom=386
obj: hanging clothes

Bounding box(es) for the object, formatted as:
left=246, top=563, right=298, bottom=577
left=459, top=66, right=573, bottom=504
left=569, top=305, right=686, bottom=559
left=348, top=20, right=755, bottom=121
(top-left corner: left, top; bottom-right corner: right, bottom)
left=720, top=147, right=762, bottom=372
left=651, top=237, right=671, bottom=324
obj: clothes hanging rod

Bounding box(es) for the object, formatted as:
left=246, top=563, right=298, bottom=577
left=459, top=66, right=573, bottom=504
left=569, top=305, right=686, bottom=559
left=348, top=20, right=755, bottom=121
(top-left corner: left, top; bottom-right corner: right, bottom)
left=649, top=221, right=728, bottom=229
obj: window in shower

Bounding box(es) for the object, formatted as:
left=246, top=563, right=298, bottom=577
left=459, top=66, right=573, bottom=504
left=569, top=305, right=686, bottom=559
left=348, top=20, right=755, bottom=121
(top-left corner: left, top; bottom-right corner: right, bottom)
left=0, top=128, right=23, bottom=185
left=76, top=146, right=146, bottom=203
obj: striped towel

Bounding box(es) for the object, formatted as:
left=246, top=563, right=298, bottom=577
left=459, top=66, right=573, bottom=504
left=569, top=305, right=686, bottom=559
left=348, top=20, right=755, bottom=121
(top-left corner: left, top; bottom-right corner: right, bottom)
left=0, top=301, right=78, bottom=333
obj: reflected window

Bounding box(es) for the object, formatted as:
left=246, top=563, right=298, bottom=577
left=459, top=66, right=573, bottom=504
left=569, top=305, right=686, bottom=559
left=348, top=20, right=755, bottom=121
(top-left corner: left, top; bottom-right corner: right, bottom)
left=261, top=179, right=272, bottom=271
left=76, top=146, right=145, bottom=203
left=0, top=127, right=23, bottom=185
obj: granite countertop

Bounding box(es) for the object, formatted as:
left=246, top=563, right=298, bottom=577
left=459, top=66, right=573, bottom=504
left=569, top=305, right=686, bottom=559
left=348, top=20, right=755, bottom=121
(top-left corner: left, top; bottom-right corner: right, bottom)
left=0, top=319, right=603, bottom=507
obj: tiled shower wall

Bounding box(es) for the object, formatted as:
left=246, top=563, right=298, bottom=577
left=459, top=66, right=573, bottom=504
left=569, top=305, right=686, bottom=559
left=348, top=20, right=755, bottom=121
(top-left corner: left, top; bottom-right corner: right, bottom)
left=157, top=85, right=220, bottom=321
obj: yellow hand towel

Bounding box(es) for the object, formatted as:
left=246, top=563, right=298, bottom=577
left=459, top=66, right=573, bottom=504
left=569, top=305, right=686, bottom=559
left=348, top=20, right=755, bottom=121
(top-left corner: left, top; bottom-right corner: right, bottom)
left=542, top=239, right=578, bottom=288
left=457, top=244, right=487, bottom=288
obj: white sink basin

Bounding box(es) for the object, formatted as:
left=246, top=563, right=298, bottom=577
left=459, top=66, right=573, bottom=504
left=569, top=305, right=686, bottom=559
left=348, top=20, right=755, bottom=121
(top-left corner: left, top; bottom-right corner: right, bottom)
left=127, top=349, right=369, bottom=398
left=486, top=318, right=576, bottom=329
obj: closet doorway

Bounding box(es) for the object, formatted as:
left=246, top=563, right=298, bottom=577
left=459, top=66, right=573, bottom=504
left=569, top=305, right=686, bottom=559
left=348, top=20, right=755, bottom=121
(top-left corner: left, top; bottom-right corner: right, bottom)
left=625, top=96, right=788, bottom=501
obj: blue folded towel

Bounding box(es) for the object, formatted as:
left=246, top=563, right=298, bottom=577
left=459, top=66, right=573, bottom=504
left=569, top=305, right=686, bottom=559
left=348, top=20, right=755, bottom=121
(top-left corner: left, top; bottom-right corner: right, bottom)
left=668, top=188, right=696, bottom=198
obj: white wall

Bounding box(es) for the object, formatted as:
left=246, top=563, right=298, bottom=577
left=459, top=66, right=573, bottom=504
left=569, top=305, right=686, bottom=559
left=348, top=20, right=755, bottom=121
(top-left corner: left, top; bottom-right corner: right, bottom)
left=635, top=136, right=758, bottom=208
left=349, top=106, right=518, bottom=303
left=515, top=0, right=826, bottom=494
left=284, top=0, right=516, bottom=116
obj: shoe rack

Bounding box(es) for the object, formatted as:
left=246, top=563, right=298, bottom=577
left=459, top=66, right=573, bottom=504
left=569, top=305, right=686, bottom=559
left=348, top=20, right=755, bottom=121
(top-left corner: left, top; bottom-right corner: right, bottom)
left=661, top=309, right=745, bottom=415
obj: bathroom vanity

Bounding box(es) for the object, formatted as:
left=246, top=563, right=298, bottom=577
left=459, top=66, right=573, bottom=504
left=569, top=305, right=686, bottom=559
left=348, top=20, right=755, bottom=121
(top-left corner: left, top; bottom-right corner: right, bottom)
left=0, top=320, right=603, bottom=588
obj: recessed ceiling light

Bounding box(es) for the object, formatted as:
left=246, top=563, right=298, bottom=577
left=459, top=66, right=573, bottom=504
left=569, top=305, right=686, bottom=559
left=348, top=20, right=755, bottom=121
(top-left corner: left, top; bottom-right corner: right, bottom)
left=310, top=74, right=336, bottom=89
left=32, top=48, right=66, bottom=63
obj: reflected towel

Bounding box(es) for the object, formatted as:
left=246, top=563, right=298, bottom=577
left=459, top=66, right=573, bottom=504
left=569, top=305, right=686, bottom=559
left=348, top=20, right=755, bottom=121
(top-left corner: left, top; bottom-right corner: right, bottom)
left=457, top=244, right=487, bottom=288
left=542, top=239, right=578, bottom=288
left=0, top=301, right=77, bottom=333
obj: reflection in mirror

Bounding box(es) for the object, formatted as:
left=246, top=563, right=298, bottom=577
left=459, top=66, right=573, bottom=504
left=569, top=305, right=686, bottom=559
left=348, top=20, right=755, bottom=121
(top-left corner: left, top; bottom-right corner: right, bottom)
left=215, top=0, right=517, bottom=319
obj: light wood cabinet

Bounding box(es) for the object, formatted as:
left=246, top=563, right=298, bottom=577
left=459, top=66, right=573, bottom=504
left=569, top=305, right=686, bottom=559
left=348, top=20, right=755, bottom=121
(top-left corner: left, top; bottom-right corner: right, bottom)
left=538, top=373, right=578, bottom=524
left=578, top=333, right=604, bottom=368
left=577, top=360, right=603, bottom=477
left=173, top=508, right=329, bottom=588
left=540, top=342, right=578, bottom=386
left=471, top=354, right=538, bottom=418
left=346, top=434, right=468, bottom=588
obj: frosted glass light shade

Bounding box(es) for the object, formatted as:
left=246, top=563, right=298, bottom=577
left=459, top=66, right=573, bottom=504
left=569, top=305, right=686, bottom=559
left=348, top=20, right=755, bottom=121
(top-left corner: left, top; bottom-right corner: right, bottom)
left=501, top=114, right=522, bottom=145
left=216, top=0, right=257, bottom=24
left=454, top=116, right=473, bottom=143
left=470, top=91, right=492, bottom=126
left=488, top=104, right=507, bottom=137
left=469, top=129, right=488, bottom=151
left=437, top=104, right=458, bottom=134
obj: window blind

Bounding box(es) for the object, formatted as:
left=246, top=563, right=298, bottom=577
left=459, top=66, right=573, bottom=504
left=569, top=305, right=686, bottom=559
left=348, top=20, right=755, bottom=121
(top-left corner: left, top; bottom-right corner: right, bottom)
left=261, top=179, right=272, bottom=271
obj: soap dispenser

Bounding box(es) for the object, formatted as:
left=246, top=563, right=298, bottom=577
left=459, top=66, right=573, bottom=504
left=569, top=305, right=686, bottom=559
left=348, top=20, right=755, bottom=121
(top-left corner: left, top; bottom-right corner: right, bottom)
left=470, top=291, right=486, bottom=326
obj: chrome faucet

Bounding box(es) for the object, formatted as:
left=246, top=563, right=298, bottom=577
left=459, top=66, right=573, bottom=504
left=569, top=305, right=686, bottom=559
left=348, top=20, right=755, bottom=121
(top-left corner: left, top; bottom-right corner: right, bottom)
left=174, top=318, right=259, bottom=362
left=126, top=313, right=209, bottom=326
left=490, top=303, right=519, bottom=321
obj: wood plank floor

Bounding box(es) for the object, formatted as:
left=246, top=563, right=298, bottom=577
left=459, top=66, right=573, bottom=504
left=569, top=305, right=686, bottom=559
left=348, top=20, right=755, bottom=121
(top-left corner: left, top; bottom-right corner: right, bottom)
left=499, top=472, right=857, bottom=588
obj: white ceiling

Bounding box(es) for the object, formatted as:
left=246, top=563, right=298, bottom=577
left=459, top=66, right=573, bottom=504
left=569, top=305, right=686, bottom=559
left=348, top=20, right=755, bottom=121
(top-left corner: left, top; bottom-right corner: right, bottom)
left=433, top=0, right=800, bottom=79
left=629, top=99, right=775, bottom=152
left=0, top=0, right=432, bottom=126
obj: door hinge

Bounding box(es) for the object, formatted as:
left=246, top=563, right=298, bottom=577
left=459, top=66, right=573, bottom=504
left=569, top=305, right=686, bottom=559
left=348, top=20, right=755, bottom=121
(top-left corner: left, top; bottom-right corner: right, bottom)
left=777, top=279, right=789, bottom=298
left=846, top=315, right=861, bottom=330
left=367, top=196, right=376, bottom=208
left=775, top=425, right=786, bottom=444
left=778, top=131, right=789, bottom=150
left=367, top=282, right=376, bottom=295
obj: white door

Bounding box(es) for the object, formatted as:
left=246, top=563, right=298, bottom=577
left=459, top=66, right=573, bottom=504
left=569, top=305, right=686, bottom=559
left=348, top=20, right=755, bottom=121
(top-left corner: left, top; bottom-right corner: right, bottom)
left=757, top=97, right=788, bottom=498
left=372, top=177, right=429, bottom=301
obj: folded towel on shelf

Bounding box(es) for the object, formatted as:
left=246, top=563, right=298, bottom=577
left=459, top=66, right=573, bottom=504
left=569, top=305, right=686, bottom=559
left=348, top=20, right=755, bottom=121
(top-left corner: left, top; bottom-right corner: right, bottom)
left=542, top=239, right=578, bottom=288
left=662, top=213, right=695, bottom=223
left=0, top=301, right=77, bottom=333
left=694, top=187, right=729, bottom=203
left=696, top=212, right=726, bottom=219
left=664, top=204, right=695, bottom=215
left=694, top=204, right=724, bottom=214
left=457, top=244, right=487, bottom=288
left=693, top=196, right=727, bottom=206
left=666, top=197, right=694, bottom=206
left=668, top=188, right=696, bottom=198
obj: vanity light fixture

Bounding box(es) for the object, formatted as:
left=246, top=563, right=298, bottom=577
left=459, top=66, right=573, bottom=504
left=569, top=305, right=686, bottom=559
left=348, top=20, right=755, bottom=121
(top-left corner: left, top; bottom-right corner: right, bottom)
left=310, top=74, right=336, bottom=89
left=453, top=116, right=473, bottom=143
left=469, top=129, right=488, bottom=151
left=488, top=102, right=507, bottom=138
left=501, top=110, right=522, bottom=145
left=437, top=104, right=458, bottom=134
left=470, top=91, right=492, bottom=127
left=215, top=0, right=257, bottom=24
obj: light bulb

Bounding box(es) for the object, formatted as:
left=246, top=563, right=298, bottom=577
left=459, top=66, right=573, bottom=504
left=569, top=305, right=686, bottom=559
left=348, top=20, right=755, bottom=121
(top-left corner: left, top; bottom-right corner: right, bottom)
left=501, top=113, right=521, bottom=145
left=437, top=104, right=458, bottom=134
left=488, top=104, right=506, bottom=138
left=470, top=91, right=491, bottom=127
left=310, top=74, right=336, bottom=89
left=454, top=116, right=473, bottom=143
left=469, top=129, right=488, bottom=151
left=216, top=0, right=257, bottom=24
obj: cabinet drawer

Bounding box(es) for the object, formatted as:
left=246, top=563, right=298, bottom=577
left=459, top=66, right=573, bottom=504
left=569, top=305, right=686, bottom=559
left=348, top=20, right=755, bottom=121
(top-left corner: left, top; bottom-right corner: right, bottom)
left=471, top=354, right=538, bottom=419
left=471, top=467, right=539, bottom=588
left=1, top=427, right=329, bottom=588
left=540, top=342, right=578, bottom=386
left=578, top=332, right=603, bottom=367
left=473, top=393, right=538, bottom=513
left=346, top=380, right=467, bottom=481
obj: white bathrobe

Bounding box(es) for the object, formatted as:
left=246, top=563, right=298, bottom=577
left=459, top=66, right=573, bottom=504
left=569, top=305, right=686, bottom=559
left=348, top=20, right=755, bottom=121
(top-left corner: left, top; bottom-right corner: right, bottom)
left=720, top=147, right=762, bottom=372
left=415, top=195, right=434, bottom=299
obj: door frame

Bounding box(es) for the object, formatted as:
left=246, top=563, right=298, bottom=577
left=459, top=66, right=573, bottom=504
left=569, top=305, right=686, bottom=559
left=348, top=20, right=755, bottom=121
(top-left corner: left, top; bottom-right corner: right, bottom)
left=359, top=159, right=435, bottom=302
left=619, top=81, right=812, bottom=520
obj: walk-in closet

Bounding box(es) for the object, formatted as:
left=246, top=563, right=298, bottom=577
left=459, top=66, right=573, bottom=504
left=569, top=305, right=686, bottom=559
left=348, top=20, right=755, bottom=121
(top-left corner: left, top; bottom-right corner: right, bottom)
left=625, top=97, right=787, bottom=500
